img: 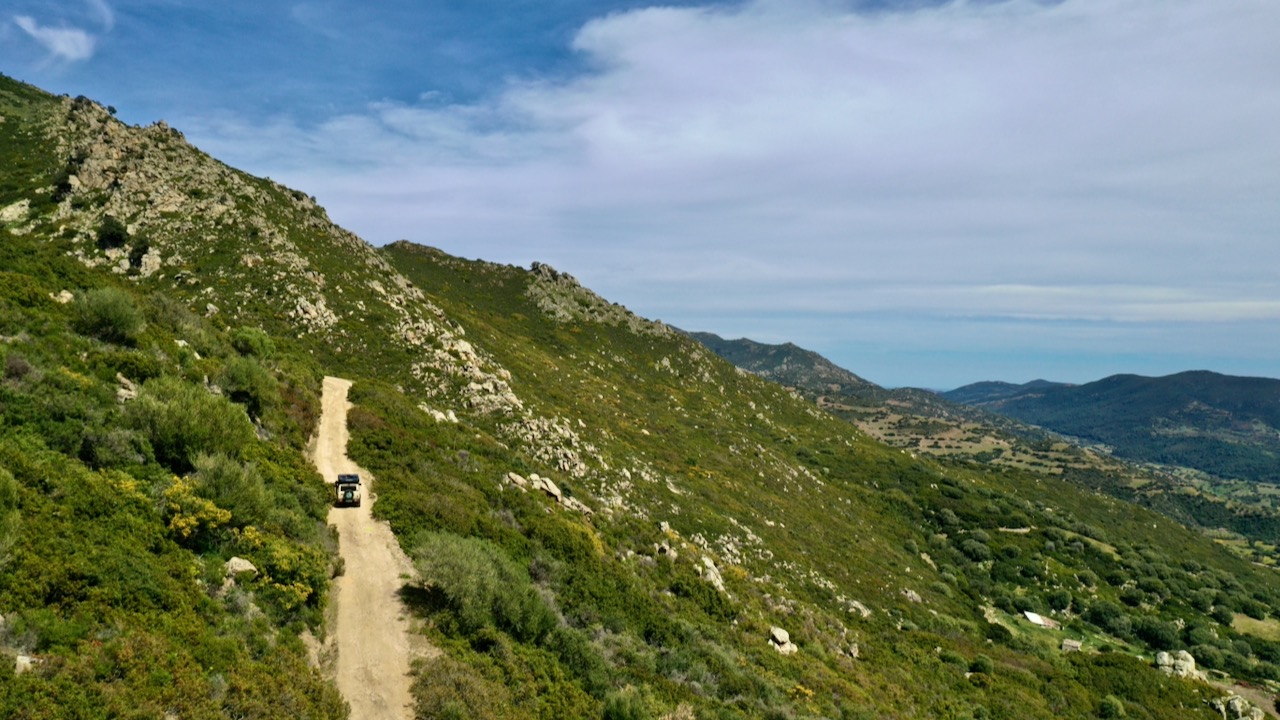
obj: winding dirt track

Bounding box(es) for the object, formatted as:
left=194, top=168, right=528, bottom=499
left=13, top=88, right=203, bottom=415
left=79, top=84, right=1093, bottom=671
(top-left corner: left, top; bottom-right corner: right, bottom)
left=313, top=376, right=419, bottom=720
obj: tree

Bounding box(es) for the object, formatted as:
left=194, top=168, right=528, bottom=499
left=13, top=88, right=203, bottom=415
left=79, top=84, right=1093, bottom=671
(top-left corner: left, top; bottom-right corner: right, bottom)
left=96, top=214, right=129, bottom=249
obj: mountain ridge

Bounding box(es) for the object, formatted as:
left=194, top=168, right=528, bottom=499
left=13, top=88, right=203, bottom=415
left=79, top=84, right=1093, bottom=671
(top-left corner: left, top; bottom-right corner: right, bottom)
left=4, top=74, right=1280, bottom=718
left=945, top=370, right=1280, bottom=483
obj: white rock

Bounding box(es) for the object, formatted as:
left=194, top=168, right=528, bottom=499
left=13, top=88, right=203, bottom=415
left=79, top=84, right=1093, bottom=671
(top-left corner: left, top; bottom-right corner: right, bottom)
left=701, top=556, right=727, bottom=593
left=531, top=475, right=562, bottom=503
left=138, top=248, right=162, bottom=277
left=225, top=556, right=258, bottom=578
left=769, top=627, right=799, bottom=655
left=0, top=199, right=30, bottom=223
left=15, top=655, right=36, bottom=674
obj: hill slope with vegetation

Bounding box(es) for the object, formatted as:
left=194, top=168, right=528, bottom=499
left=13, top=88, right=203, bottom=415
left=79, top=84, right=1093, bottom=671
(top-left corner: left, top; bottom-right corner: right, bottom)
left=946, top=371, right=1280, bottom=485
left=4, top=74, right=1280, bottom=719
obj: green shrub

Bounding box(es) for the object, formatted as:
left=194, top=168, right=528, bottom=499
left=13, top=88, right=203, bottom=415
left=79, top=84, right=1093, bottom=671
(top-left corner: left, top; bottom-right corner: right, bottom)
left=192, top=453, right=268, bottom=527
left=412, top=653, right=519, bottom=720
left=0, top=465, right=18, bottom=563
left=1047, top=589, right=1073, bottom=612
left=221, top=357, right=278, bottom=418
left=1211, top=606, right=1235, bottom=626
left=230, top=327, right=275, bottom=359
left=124, top=376, right=255, bottom=473
left=79, top=426, right=154, bottom=469
left=1132, top=617, right=1179, bottom=651
left=602, top=687, right=651, bottom=720
left=1098, top=695, right=1126, bottom=718
left=73, top=287, right=145, bottom=344
left=969, top=654, right=994, bottom=674
left=96, top=215, right=128, bottom=249
left=548, top=626, right=611, bottom=698
left=412, top=531, right=557, bottom=643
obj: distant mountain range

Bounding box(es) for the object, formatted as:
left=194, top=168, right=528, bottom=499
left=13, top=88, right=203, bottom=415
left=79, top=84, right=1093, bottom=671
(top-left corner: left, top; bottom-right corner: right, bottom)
left=944, top=371, right=1280, bottom=483
left=941, top=379, right=1070, bottom=406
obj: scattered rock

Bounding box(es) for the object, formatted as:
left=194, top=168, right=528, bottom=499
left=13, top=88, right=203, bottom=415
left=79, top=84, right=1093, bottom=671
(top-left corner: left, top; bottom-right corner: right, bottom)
left=504, top=472, right=529, bottom=491
left=656, top=542, right=678, bottom=561
left=51, top=290, right=74, bottom=304
left=1155, top=650, right=1203, bottom=680
left=700, top=556, right=726, bottom=593
left=847, top=642, right=860, bottom=659
left=849, top=600, right=873, bottom=618
left=137, top=248, right=162, bottom=277
left=563, top=495, right=594, bottom=516
left=420, top=404, right=459, bottom=423
left=529, top=473, right=562, bottom=503
left=902, top=588, right=923, bottom=603
left=1210, top=694, right=1266, bottom=720
left=769, top=626, right=799, bottom=655
left=0, top=199, right=30, bottom=223
left=15, top=655, right=37, bottom=675
left=225, top=556, right=258, bottom=578
left=116, top=372, right=138, bottom=402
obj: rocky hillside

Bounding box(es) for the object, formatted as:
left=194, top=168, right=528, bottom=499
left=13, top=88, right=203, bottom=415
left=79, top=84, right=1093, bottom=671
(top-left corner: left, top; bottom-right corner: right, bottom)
left=5, top=74, right=1280, bottom=719
left=686, top=331, right=874, bottom=393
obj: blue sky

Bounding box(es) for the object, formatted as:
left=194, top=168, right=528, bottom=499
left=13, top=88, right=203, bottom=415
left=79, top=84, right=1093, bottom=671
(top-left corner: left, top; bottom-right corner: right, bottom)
left=4, top=0, right=1279, bottom=389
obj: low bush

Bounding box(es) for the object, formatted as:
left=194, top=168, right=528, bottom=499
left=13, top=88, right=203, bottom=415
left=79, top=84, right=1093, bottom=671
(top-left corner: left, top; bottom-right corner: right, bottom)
left=73, top=287, right=144, bottom=345
left=231, top=326, right=275, bottom=359
left=124, top=376, right=255, bottom=473
left=221, top=356, right=278, bottom=418
left=412, top=531, right=557, bottom=643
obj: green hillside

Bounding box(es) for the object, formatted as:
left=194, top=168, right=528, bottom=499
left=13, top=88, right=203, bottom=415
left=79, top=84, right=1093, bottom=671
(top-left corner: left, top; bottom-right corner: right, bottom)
left=3, top=74, right=1280, bottom=718
left=947, top=372, right=1280, bottom=484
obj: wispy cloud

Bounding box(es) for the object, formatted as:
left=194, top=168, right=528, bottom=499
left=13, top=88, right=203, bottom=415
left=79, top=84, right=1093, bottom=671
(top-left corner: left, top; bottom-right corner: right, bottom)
left=12, top=0, right=114, bottom=63
left=181, top=0, right=1280, bottom=385
left=87, top=0, right=115, bottom=32
left=13, top=15, right=97, bottom=62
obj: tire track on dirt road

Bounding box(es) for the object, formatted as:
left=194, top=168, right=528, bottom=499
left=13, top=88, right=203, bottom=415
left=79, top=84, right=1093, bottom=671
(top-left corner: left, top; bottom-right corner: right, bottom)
left=312, top=376, right=426, bottom=720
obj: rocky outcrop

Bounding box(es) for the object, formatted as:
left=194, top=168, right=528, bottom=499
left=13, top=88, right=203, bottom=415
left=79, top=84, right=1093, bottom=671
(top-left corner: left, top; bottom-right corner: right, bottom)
left=40, top=95, right=527, bottom=421
left=504, top=472, right=593, bottom=516
left=769, top=626, right=799, bottom=655
left=530, top=473, right=562, bottom=502
left=1210, top=694, right=1266, bottom=720
left=115, top=372, right=138, bottom=403
left=525, top=262, right=673, bottom=337
left=700, top=556, right=727, bottom=594
left=0, top=199, right=29, bottom=223
left=501, top=415, right=596, bottom=478
left=1155, top=650, right=1203, bottom=680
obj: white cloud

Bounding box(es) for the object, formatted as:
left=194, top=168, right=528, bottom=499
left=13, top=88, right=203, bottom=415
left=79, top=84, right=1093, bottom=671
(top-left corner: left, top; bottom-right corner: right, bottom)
left=87, top=0, right=114, bottom=31
left=14, top=15, right=98, bottom=62
left=184, top=0, right=1280, bottom=382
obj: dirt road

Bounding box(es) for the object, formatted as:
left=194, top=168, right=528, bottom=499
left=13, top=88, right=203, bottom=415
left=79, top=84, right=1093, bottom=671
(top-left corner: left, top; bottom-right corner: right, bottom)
left=313, top=376, right=419, bottom=720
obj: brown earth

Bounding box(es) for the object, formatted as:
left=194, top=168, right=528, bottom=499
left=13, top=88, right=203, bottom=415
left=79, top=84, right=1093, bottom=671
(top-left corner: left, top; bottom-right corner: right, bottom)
left=312, top=376, right=431, bottom=720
